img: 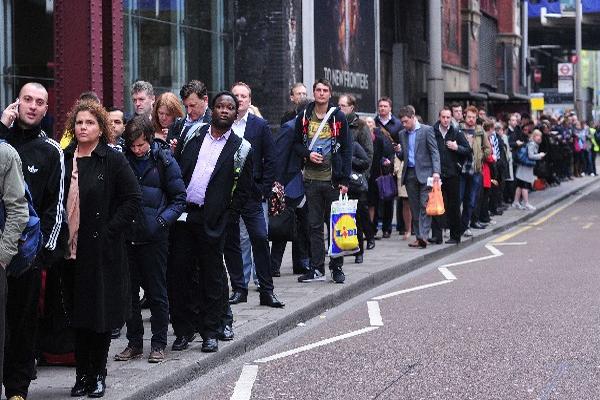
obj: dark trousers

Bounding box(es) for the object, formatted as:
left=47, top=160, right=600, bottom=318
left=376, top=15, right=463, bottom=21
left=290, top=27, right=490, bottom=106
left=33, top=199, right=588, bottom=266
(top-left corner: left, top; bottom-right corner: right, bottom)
left=3, top=268, right=40, bottom=399
left=126, top=241, right=169, bottom=350
left=270, top=197, right=310, bottom=274
left=459, top=172, right=482, bottom=232
left=224, top=199, right=274, bottom=295
left=395, top=197, right=406, bottom=233
left=504, top=179, right=515, bottom=203
left=167, top=210, right=228, bottom=339
left=479, top=187, right=491, bottom=223
left=431, top=175, right=461, bottom=241
left=380, top=198, right=394, bottom=234
left=74, top=328, right=111, bottom=377
left=305, top=179, right=343, bottom=272
left=0, top=267, right=6, bottom=399
left=349, top=192, right=370, bottom=254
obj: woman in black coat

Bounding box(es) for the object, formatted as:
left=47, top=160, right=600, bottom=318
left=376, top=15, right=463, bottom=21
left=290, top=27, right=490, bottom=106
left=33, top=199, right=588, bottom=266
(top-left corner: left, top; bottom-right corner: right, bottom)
left=62, top=100, right=141, bottom=398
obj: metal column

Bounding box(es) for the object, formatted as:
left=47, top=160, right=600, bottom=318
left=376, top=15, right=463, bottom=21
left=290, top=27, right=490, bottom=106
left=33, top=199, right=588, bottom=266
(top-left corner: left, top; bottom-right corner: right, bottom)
left=575, top=0, right=584, bottom=119
left=427, top=0, right=444, bottom=124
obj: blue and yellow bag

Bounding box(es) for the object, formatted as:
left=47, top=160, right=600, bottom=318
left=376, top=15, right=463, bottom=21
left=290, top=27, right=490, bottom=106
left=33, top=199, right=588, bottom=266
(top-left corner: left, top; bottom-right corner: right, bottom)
left=328, top=193, right=359, bottom=258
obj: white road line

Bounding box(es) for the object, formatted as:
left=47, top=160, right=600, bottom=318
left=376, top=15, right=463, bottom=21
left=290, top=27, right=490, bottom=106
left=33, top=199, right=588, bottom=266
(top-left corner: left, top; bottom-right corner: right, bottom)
left=254, top=327, right=379, bottom=364
left=438, top=267, right=457, bottom=280
left=372, top=280, right=453, bottom=301
left=230, top=364, right=259, bottom=400
left=492, top=241, right=527, bottom=246
left=582, top=222, right=593, bottom=229
left=485, top=244, right=503, bottom=256
left=367, top=301, right=384, bottom=326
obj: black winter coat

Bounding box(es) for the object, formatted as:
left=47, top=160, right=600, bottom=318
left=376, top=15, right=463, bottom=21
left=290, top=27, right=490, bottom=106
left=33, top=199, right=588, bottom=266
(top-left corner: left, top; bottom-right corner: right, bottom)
left=433, top=122, right=472, bottom=178
left=63, top=142, right=141, bottom=332
left=124, top=141, right=186, bottom=243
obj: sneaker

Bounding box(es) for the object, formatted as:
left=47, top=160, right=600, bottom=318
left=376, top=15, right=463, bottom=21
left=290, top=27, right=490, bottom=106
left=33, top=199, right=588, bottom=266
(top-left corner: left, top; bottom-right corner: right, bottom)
left=148, top=348, right=165, bottom=363
left=591, top=173, right=596, bottom=177
left=523, top=203, right=536, bottom=211
left=512, top=202, right=525, bottom=210
left=330, top=267, right=346, bottom=284
left=463, top=229, right=473, bottom=237
left=298, top=269, right=325, bottom=283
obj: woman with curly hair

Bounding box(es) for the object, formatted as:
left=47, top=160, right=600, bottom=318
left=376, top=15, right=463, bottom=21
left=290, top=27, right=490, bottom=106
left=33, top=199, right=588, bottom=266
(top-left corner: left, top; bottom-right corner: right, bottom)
left=62, top=100, right=141, bottom=398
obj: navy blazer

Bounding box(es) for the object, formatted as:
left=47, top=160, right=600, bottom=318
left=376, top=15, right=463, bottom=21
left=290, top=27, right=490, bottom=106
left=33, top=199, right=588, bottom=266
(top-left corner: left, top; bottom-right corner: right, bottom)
left=241, top=113, right=276, bottom=199
left=166, top=109, right=212, bottom=143
left=275, top=118, right=304, bottom=198
left=174, top=125, right=253, bottom=239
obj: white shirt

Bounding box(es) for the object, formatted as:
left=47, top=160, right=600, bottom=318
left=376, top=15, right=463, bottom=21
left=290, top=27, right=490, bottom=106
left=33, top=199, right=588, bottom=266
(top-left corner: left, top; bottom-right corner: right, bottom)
left=379, top=114, right=391, bottom=126
left=439, top=124, right=449, bottom=138
left=232, top=111, right=249, bottom=138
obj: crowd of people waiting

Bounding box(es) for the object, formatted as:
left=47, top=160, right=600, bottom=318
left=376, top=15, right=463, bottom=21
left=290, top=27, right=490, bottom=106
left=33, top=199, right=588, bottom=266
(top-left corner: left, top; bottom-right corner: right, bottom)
left=0, top=77, right=597, bottom=399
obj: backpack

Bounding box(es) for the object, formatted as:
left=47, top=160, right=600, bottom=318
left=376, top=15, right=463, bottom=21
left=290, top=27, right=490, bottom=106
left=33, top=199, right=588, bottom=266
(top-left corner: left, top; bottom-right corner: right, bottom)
left=516, top=145, right=536, bottom=167
left=0, top=140, right=44, bottom=277
left=231, top=138, right=252, bottom=196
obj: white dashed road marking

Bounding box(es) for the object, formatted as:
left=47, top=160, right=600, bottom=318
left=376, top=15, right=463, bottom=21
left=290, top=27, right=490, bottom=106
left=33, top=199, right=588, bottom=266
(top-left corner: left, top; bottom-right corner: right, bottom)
left=230, top=364, right=259, bottom=400
left=367, top=301, right=384, bottom=326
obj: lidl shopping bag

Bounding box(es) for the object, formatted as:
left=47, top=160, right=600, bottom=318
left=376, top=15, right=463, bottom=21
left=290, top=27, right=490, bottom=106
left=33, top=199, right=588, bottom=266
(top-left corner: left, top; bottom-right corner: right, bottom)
left=328, top=193, right=360, bottom=258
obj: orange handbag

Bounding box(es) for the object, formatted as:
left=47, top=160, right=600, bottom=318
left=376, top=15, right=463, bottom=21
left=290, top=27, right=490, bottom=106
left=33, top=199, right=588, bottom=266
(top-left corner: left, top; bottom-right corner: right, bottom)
left=426, top=181, right=445, bottom=216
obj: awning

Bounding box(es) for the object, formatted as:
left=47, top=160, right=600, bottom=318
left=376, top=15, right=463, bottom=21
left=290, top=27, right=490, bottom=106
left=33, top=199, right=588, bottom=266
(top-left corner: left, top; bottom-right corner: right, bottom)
left=509, top=93, right=531, bottom=101
left=483, top=92, right=510, bottom=101
left=444, top=91, right=488, bottom=101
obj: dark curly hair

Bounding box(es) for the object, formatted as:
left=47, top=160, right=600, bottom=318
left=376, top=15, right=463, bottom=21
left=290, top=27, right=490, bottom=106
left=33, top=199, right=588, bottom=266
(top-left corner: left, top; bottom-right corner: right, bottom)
left=65, top=99, right=112, bottom=144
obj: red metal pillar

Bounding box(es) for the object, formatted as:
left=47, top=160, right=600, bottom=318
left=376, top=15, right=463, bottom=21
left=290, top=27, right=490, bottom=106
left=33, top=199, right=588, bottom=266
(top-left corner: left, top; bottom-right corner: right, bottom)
left=54, top=0, right=124, bottom=135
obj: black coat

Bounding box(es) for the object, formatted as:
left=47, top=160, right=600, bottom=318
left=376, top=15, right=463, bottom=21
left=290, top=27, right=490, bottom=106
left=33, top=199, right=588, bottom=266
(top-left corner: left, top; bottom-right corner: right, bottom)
left=63, top=142, right=141, bottom=332
left=175, top=125, right=253, bottom=239
left=433, top=122, right=472, bottom=178
left=369, top=128, right=395, bottom=181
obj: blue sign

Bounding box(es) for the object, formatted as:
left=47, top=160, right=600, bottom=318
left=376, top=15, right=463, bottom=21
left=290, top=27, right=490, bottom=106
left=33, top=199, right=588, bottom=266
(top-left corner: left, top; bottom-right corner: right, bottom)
left=528, top=0, right=600, bottom=18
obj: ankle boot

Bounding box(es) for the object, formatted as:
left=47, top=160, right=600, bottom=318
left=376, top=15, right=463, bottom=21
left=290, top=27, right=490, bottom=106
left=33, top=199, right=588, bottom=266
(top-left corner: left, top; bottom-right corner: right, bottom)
left=70, top=374, right=88, bottom=397
left=87, top=374, right=106, bottom=398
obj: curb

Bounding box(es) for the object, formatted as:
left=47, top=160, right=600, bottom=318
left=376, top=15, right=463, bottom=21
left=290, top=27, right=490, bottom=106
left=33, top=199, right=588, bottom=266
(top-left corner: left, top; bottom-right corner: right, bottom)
left=126, top=179, right=598, bottom=399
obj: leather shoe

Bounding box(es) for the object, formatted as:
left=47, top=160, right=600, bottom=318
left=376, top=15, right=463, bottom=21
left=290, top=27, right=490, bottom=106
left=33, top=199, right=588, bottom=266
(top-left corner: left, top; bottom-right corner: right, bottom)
left=87, top=374, right=106, bottom=398
left=259, top=292, right=285, bottom=308
left=427, top=237, right=442, bottom=244
left=408, top=239, right=427, bottom=249
left=382, top=231, right=391, bottom=239
left=228, top=291, right=247, bottom=304
left=470, top=222, right=487, bottom=229
left=171, top=334, right=196, bottom=351
left=201, top=338, right=218, bottom=353
left=114, top=346, right=143, bottom=361
left=218, top=325, right=234, bottom=341
left=445, top=238, right=460, bottom=244
left=366, top=239, right=375, bottom=250
left=355, top=254, right=363, bottom=264
left=70, top=374, right=88, bottom=397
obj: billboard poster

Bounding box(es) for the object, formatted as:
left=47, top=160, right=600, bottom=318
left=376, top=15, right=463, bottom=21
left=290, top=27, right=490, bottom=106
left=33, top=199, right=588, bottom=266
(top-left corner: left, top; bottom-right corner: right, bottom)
left=314, top=0, right=376, bottom=113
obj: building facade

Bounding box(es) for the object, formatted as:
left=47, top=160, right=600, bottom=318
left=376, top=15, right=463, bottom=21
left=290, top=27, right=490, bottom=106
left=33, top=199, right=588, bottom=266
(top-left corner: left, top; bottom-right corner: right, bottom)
left=1, top=0, right=527, bottom=137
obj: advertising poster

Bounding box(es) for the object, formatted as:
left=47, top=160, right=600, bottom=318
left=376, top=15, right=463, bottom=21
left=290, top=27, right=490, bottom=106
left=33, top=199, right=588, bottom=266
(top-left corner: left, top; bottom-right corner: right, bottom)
left=314, top=0, right=376, bottom=113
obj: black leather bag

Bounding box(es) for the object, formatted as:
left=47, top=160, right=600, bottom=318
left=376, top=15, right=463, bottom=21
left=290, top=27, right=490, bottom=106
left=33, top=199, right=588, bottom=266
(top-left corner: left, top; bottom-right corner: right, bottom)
left=268, top=206, right=297, bottom=242
left=349, top=172, right=368, bottom=193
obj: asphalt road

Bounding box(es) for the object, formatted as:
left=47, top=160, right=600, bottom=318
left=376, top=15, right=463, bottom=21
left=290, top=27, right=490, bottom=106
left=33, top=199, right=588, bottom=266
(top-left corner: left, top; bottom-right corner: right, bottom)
left=163, top=187, right=600, bottom=400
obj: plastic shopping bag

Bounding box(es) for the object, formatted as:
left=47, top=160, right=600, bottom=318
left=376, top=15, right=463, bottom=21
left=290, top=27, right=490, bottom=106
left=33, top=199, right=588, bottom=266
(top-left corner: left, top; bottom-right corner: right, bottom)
left=426, top=180, right=445, bottom=216
left=328, top=193, right=360, bottom=258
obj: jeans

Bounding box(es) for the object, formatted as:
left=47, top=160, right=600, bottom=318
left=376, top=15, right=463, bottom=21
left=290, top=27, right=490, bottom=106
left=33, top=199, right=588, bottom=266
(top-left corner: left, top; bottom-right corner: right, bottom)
left=126, top=241, right=169, bottom=350
left=305, top=179, right=343, bottom=272
left=459, top=172, right=483, bottom=232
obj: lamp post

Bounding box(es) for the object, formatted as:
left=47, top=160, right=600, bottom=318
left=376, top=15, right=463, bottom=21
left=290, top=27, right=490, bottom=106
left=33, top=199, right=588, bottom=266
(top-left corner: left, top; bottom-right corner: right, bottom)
left=575, top=0, right=584, bottom=120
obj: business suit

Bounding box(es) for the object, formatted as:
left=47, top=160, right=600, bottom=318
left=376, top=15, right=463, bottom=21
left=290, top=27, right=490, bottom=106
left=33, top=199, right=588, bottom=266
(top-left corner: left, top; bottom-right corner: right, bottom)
left=170, top=125, right=252, bottom=340
left=397, top=122, right=441, bottom=241
left=431, top=122, right=472, bottom=242
left=166, top=109, right=212, bottom=144
left=270, top=118, right=310, bottom=275
left=224, top=113, right=277, bottom=296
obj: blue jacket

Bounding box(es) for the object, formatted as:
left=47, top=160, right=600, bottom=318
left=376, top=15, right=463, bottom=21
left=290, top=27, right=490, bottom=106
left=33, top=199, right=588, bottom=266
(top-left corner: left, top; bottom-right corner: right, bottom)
left=125, top=141, right=186, bottom=243
left=275, top=118, right=304, bottom=199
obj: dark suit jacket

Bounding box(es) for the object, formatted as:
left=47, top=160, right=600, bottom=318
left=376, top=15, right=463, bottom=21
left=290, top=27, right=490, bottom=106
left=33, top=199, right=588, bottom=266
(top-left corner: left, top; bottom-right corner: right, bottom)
left=275, top=118, right=304, bottom=197
left=375, top=115, right=403, bottom=143
left=166, top=109, right=212, bottom=143
left=433, top=121, right=472, bottom=178
left=175, top=125, right=253, bottom=239
left=397, top=123, right=441, bottom=185
left=241, top=113, right=277, bottom=199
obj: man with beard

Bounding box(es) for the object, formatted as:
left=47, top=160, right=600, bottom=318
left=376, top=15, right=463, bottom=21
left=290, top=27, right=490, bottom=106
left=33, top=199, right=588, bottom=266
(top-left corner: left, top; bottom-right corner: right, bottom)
left=170, top=92, right=253, bottom=353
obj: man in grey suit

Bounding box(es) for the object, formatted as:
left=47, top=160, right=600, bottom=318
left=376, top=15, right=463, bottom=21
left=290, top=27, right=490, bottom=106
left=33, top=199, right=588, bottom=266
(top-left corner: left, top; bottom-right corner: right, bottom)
left=396, top=106, right=441, bottom=248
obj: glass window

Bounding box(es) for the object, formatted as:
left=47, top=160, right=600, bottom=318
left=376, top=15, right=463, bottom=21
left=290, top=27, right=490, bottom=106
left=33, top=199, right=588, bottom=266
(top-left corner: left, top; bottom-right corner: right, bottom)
left=124, top=0, right=233, bottom=114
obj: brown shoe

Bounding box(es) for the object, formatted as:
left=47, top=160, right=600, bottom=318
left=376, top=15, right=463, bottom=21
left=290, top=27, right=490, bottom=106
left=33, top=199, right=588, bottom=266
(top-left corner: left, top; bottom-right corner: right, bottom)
left=148, top=348, right=165, bottom=363
left=114, top=346, right=143, bottom=361
left=408, top=239, right=427, bottom=249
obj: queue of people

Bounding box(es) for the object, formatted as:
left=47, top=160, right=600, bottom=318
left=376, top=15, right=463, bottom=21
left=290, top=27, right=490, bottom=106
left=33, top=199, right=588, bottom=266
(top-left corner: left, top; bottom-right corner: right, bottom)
left=0, top=77, right=597, bottom=399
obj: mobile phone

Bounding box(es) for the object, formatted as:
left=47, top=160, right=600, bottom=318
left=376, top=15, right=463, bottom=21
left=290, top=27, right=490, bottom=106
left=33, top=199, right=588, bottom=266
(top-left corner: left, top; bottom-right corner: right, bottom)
left=15, top=98, right=19, bottom=114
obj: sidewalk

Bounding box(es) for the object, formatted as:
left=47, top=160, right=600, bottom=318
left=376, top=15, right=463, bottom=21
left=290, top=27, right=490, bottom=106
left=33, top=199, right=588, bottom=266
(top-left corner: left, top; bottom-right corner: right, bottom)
left=30, top=176, right=600, bottom=400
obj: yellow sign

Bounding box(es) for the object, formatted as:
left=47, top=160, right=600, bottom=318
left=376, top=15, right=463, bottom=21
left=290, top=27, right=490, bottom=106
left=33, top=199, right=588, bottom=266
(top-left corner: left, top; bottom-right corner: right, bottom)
left=531, top=97, right=544, bottom=111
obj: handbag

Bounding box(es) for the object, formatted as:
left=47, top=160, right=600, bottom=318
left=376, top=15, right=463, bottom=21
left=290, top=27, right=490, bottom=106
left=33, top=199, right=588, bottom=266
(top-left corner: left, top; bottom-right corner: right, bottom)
left=376, top=173, right=397, bottom=200
left=268, top=206, right=297, bottom=242
left=328, top=193, right=359, bottom=257
left=426, top=181, right=445, bottom=216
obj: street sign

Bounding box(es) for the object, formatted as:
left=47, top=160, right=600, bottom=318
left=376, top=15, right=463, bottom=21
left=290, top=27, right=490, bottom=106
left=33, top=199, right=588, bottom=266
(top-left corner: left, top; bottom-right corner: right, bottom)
left=558, top=78, right=574, bottom=94
left=530, top=93, right=545, bottom=111
left=558, top=63, right=573, bottom=77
